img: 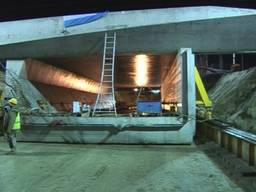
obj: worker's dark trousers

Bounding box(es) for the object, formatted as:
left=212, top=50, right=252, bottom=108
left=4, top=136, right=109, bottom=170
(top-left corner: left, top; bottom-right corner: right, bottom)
left=0, top=116, right=3, bottom=136
left=6, top=130, right=17, bottom=150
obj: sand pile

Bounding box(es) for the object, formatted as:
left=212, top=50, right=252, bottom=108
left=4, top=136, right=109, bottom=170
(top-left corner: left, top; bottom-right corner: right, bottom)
left=209, top=67, right=256, bottom=133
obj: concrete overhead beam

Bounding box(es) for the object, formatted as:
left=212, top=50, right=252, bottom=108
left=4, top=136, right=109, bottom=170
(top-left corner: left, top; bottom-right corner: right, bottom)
left=1, top=14, right=256, bottom=59
left=0, top=6, right=256, bottom=45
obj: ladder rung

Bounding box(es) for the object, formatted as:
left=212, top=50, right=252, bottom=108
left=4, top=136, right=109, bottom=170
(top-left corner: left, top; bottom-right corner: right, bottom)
left=94, top=110, right=115, bottom=111
left=93, top=33, right=117, bottom=117
left=94, top=111, right=116, bottom=113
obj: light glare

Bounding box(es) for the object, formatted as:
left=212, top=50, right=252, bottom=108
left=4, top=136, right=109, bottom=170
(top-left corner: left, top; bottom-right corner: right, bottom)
left=135, top=54, right=148, bottom=86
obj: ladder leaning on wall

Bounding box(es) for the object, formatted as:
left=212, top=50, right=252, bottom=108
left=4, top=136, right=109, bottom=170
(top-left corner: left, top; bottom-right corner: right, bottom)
left=92, top=32, right=117, bottom=117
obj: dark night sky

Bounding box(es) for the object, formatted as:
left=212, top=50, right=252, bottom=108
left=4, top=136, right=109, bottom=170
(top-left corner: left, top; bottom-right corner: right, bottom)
left=0, top=0, right=255, bottom=22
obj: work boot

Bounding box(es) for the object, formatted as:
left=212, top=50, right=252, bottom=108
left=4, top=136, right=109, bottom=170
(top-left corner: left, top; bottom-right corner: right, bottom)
left=11, top=147, right=16, bottom=152
left=6, top=147, right=16, bottom=155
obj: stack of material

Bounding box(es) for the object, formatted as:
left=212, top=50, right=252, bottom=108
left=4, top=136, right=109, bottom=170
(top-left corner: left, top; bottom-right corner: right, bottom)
left=209, top=67, right=256, bottom=133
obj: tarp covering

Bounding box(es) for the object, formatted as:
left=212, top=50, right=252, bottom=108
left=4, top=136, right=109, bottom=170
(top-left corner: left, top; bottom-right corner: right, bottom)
left=63, top=12, right=108, bottom=27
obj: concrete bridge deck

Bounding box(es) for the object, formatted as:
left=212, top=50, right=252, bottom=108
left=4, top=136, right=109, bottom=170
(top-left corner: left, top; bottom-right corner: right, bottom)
left=1, top=6, right=256, bottom=59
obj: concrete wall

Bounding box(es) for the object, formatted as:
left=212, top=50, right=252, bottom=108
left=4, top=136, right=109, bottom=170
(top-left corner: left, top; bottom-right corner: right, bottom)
left=32, top=82, right=97, bottom=112
left=5, top=60, right=56, bottom=113
left=161, top=53, right=181, bottom=103
left=20, top=116, right=194, bottom=144
left=5, top=59, right=101, bottom=112
left=25, top=59, right=100, bottom=94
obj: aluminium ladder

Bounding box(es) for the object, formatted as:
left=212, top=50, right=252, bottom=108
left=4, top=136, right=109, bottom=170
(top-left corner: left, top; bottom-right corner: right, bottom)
left=92, top=32, right=117, bottom=117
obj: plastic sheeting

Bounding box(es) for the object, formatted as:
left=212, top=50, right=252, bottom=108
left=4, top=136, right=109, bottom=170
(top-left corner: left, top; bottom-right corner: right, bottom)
left=63, top=12, right=108, bottom=27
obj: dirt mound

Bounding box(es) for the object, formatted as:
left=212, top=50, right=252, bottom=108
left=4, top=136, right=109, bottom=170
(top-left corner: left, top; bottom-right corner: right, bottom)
left=209, top=67, right=256, bottom=133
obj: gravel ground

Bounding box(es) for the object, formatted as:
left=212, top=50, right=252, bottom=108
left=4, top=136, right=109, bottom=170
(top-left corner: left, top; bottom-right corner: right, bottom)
left=0, top=141, right=255, bottom=192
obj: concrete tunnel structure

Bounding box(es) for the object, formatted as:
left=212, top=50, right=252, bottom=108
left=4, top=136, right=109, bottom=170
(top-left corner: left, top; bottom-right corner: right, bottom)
left=1, top=6, right=256, bottom=144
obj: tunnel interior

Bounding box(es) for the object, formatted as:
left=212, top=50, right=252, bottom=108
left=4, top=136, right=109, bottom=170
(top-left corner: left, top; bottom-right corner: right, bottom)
left=22, top=52, right=182, bottom=116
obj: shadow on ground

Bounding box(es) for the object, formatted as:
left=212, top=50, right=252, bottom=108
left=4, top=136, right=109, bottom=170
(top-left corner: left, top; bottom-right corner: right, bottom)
left=198, top=142, right=256, bottom=192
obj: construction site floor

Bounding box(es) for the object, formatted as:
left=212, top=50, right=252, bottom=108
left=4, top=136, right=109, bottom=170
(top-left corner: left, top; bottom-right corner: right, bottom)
left=0, top=141, right=255, bottom=192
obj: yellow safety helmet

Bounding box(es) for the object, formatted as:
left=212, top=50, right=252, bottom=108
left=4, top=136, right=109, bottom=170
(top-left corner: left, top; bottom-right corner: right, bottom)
left=8, top=98, right=18, bottom=106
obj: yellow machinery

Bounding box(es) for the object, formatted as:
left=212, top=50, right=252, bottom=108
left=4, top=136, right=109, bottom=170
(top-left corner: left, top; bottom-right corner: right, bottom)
left=195, top=67, right=212, bottom=120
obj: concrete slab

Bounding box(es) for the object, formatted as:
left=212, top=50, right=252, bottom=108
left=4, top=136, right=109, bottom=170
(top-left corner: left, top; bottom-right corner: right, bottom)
left=1, top=7, right=256, bottom=58
left=1, top=6, right=255, bottom=45
left=0, top=142, right=255, bottom=192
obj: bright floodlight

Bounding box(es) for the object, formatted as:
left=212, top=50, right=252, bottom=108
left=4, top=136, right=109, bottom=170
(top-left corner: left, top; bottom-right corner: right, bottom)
left=135, top=54, right=148, bottom=86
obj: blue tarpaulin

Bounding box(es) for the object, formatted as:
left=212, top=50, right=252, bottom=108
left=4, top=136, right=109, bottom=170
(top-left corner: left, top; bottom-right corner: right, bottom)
left=137, top=100, right=162, bottom=113
left=63, top=12, right=108, bottom=28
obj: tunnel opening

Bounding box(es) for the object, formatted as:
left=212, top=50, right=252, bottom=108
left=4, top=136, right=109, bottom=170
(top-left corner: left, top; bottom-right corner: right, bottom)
left=5, top=48, right=195, bottom=144
left=20, top=53, right=181, bottom=117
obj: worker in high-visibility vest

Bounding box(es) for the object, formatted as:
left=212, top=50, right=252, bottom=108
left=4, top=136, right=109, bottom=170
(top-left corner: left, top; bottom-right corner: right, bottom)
left=3, top=97, right=21, bottom=153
